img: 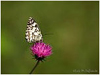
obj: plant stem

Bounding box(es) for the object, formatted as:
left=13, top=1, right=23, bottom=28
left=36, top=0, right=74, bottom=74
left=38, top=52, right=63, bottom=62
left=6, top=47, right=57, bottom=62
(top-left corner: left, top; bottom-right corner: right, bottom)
left=29, top=60, right=40, bottom=74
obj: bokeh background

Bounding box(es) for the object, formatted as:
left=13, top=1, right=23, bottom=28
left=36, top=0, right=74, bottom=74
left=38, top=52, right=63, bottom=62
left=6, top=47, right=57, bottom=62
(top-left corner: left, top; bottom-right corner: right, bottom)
left=1, top=1, right=99, bottom=74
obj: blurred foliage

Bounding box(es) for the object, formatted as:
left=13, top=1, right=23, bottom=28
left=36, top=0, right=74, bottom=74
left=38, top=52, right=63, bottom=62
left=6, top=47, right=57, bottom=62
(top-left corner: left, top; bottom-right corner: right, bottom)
left=1, top=1, right=99, bottom=74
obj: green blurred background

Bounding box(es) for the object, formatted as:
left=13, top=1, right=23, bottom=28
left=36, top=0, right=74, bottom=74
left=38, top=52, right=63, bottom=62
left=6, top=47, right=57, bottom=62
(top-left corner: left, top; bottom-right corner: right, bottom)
left=1, top=1, right=99, bottom=74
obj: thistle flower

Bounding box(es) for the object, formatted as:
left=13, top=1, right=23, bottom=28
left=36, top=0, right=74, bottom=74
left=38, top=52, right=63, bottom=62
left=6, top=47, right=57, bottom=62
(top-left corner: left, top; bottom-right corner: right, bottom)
left=29, top=42, right=52, bottom=74
left=31, top=42, right=52, bottom=61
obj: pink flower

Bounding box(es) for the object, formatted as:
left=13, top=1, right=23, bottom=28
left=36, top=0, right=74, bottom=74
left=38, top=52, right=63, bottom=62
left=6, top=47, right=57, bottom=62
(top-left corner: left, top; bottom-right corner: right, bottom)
left=31, top=42, right=52, bottom=61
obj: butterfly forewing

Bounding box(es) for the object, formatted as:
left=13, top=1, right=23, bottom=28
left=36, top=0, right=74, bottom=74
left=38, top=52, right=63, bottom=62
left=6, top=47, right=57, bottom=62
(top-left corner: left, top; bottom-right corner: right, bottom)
left=25, top=17, right=43, bottom=43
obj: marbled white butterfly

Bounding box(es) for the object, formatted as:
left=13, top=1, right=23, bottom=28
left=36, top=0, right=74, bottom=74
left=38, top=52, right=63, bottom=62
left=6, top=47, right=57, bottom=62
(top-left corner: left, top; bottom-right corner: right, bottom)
left=25, top=17, right=43, bottom=43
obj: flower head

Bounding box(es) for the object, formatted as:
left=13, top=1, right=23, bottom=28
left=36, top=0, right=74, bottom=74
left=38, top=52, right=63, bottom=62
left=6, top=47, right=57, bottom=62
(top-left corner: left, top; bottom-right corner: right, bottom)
left=31, top=42, right=52, bottom=61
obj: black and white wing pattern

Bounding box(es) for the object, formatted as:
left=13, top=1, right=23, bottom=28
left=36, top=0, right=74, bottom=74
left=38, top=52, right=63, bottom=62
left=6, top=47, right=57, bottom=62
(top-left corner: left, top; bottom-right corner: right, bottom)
left=25, top=17, right=43, bottom=43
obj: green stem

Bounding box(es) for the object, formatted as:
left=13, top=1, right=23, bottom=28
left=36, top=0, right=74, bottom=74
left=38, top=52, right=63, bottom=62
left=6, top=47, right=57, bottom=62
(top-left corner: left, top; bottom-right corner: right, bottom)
left=29, top=60, right=40, bottom=74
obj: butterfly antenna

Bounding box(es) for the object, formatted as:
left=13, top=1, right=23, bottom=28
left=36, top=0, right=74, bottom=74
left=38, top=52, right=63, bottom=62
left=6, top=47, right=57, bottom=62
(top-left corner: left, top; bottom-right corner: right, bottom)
left=43, top=33, right=54, bottom=36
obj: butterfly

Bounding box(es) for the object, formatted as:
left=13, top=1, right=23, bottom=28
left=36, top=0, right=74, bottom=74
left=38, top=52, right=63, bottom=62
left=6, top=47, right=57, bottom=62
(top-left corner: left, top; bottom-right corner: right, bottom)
left=25, top=17, right=43, bottom=43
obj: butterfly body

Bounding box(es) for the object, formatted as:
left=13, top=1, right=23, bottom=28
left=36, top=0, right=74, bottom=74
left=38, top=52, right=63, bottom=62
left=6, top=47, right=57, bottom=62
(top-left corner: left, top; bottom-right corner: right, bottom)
left=25, top=17, right=43, bottom=43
